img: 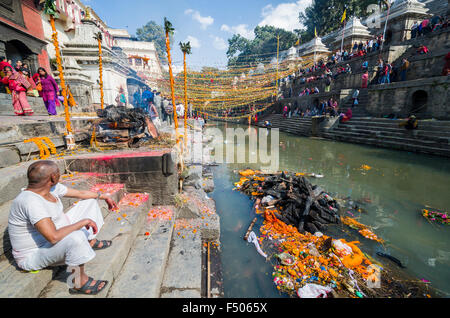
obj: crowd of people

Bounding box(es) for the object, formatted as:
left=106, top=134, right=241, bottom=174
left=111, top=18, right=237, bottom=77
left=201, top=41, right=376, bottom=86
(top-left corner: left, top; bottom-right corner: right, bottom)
left=128, top=86, right=198, bottom=129
left=411, top=14, right=449, bottom=39
left=0, top=55, right=199, bottom=128
left=282, top=97, right=340, bottom=119
left=1, top=56, right=62, bottom=116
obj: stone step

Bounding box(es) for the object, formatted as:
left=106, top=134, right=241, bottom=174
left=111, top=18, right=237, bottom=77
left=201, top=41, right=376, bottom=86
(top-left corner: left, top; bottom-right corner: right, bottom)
left=0, top=178, right=130, bottom=298
left=0, top=160, right=66, bottom=207
left=108, top=206, right=175, bottom=298
left=0, top=166, right=85, bottom=258
left=330, top=130, right=450, bottom=149
left=0, top=117, right=92, bottom=145
left=160, top=223, right=202, bottom=298
left=0, top=148, right=21, bottom=169
left=39, top=194, right=152, bottom=298
left=0, top=94, right=48, bottom=116
left=322, top=132, right=450, bottom=157
left=340, top=120, right=450, bottom=132
left=335, top=126, right=450, bottom=142
left=338, top=120, right=450, bottom=132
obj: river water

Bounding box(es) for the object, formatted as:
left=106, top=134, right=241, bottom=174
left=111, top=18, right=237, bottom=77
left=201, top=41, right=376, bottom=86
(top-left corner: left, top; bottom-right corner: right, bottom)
left=207, top=122, right=450, bottom=298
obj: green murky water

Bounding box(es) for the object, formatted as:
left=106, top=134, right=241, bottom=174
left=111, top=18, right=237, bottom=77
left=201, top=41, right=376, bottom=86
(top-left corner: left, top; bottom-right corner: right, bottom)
left=208, top=122, right=450, bottom=298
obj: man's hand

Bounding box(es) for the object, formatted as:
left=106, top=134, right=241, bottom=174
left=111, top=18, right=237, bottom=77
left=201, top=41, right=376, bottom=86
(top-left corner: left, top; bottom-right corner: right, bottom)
left=84, top=219, right=98, bottom=235
left=104, top=197, right=119, bottom=211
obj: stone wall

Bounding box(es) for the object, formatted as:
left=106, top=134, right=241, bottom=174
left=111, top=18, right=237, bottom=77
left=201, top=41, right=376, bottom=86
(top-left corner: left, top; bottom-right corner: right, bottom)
left=367, top=76, right=450, bottom=119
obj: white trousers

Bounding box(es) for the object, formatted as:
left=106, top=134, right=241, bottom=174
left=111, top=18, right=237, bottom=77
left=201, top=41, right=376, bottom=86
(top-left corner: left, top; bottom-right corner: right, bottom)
left=19, top=199, right=104, bottom=271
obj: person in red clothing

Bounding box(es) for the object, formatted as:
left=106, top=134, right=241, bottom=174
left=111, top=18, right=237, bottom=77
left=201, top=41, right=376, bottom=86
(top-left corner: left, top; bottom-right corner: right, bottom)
left=0, top=56, right=13, bottom=94
left=442, top=52, right=450, bottom=76
left=417, top=45, right=429, bottom=54
left=0, top=56, right=13, bottom=72
left=1, top=67, right=34, bottom=116
left=340, top=108, right=353, bottom=123
left=362, top=70, right=369, bottom=88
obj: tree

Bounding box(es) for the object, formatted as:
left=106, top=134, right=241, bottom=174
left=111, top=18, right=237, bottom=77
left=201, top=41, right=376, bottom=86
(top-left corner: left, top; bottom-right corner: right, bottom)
left=299, top=0, right=380, bottom=40
left=226, top=26, right=297, bottom=68
left=136, top=21, right=171, bottom=64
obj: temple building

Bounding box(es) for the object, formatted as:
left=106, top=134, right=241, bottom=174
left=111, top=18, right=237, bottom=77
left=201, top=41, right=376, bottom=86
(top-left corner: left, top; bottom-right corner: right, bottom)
left=0, top=0, right=50, bottom=72
left=109, top=28, right=164, bottom=91
left=38, top=2, right=148, bottom=110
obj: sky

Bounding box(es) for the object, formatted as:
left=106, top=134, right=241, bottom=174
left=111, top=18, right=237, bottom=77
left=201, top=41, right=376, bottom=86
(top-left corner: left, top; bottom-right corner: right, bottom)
left=84, top=0, right=313, bottom=71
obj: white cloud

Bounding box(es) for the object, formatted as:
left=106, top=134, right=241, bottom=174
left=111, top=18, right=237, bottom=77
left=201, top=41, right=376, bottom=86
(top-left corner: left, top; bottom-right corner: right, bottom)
left=163, top=64, right=184, bottom=75
left=258, top=0, right=312, bottom=32
left=185, top=9, right=214, bottom=29
left=221, top=24, right=255, bottom=40
left=185, top=35, right=201, bottom=48
left=211, top=36, right=227, bottom=50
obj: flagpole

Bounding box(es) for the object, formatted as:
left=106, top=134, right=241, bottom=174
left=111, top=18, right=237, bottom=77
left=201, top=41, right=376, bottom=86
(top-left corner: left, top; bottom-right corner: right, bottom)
left=276, top=35, right=280, bottom=94
left=314, top=28, right=317, bottom=64
left=381, top=3, right=391, bottom=52
left=340, top=19, right=346, bottom=55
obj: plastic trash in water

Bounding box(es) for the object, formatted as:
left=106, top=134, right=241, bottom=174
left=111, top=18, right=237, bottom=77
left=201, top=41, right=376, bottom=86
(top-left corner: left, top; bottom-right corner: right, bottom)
left=297, top=283, right=333, bottom=298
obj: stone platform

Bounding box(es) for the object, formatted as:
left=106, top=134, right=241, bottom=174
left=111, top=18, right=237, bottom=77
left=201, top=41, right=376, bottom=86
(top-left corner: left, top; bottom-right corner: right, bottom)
left=0, top=93, right=48, bottom=116
left=0, top=115, right=94, bottom=168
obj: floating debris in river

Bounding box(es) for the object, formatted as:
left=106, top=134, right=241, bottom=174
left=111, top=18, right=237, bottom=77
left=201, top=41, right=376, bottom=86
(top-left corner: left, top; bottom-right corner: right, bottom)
left=422, top=208, right=449, bottom=225
left=341, top=216, right=384, bottom=243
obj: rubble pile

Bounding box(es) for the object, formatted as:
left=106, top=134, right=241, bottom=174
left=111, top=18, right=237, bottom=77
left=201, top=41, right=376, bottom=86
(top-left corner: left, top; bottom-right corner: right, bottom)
left=234, top=170, right=341, bottom=234
left=93, top=106, right=159, bottom=148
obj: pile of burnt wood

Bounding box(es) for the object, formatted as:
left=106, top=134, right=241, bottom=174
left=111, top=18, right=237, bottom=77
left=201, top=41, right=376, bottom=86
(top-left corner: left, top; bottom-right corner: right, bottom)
left=93, top=105, right=159, bottom=148
left=240, top=172, right=341, bottom=234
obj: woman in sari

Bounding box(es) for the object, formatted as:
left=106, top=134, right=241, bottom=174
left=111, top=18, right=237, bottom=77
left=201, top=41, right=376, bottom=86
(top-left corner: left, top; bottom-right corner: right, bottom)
left=36, top=67, right=60, bottom=115
left=340, top=108, right=353, bottom=123
left=362, top=70, right=369, bottom=88
left=1, top=66, right=34, bottom=116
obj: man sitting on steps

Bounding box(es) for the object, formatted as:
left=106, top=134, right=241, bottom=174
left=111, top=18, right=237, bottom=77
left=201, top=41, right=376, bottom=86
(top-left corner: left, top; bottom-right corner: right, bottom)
left=8, top=160, right=118, bottom=295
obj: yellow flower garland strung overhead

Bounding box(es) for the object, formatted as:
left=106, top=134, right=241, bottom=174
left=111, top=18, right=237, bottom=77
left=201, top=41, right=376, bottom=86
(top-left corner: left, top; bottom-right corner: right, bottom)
left=156, top=53, right=317, bottom=118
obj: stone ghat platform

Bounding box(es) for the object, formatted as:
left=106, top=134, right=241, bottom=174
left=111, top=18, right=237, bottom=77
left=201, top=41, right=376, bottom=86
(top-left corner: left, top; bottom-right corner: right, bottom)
left=256, top=114, right=450, bottom=158
left=0, top=145, right=222, bottom=298
left=0, top=116, right=94, bottom=168
left=65, top=150, right=178, bottom=206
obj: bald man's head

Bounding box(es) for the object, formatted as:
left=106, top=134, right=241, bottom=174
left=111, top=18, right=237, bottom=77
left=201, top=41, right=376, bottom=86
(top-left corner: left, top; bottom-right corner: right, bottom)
left=27, top=161, right=60, bottom=187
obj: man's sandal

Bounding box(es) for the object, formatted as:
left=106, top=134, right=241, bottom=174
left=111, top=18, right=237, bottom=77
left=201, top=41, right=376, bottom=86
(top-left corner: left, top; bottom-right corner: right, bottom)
left=92, top=240, right=112, bottom=250
left=69, top=277, right=108, bottom=295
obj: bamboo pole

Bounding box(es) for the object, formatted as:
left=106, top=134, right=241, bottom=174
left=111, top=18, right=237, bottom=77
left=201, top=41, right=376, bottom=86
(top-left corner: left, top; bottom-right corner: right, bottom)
left=165, top=28, right=180, bottom=144
left=50, top=16, right=73, bottom=136
left=381, top=5, right=391, bottom=52
left=275, top=35, right=280, bottom=94
left=97, top=36, right=104, bottom=110
left=183, top=51, right=188, bottom=149
left=207, top=241, right=211, bottom=298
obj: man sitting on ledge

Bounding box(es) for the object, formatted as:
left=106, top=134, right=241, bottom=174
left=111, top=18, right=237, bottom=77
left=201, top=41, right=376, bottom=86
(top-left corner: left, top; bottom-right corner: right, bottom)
left=8, top=161, right=118, bottom=295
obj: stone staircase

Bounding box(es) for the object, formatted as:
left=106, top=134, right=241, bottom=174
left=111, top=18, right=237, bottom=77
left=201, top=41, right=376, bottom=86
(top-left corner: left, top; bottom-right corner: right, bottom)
left=0, top=146, right=207, bottom=298
left=257, top=114, right=313, bottom=137
left=0, top=117, right=92, bottom=168
left=0, top=162, right=150, bottom=298
left=422, top=0, right=448, bottom=16
left=339, top=89, right=370, bottom=117
left=322, top=118, right=450, bottom=157
left=0, top=93, right=48, bottom=116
